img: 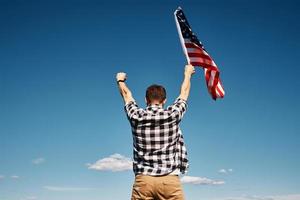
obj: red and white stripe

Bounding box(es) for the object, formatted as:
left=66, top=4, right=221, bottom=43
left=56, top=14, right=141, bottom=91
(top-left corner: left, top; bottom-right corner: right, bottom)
left=184, top=39, right=225, bottom=99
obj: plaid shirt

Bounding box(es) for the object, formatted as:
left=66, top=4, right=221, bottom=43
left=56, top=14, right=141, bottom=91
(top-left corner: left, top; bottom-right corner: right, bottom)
left=125, top=98, right=189, bottom=176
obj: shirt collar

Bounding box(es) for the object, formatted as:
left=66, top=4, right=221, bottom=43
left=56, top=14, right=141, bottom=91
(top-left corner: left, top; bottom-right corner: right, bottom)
left=146, top=104, right=163, bottom=111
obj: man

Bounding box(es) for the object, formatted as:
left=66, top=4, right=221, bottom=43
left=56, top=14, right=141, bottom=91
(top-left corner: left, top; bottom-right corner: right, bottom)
left=116, top=64, right=195, bottom=200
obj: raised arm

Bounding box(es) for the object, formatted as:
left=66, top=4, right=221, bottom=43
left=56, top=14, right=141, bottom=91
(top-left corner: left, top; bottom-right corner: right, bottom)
left=116, top=72, right=135, bottom=104
left=178, top=64, right=195, bottom=101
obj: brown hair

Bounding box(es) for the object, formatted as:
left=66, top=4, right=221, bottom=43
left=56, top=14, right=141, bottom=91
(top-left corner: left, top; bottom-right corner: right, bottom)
left=146, top=84, right=166, bottom=104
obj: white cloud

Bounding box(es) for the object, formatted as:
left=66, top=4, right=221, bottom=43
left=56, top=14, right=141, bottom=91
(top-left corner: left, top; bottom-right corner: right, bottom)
left=11, top=175, right=20, bottom=179
left=180, top=176, right=225, bottom=185
left=27, top=197, right=37, bottom=200
left=32, top=157, right=46, bottom=165
left=44, top=186, right=94, bottom=191
left=24, top=196, right=37, bottom=200
left=87, top=153, right=132, bottom=172
left=213, top=194, right=300, bottom=200
left=19, top=196, right=37, bottom=200
left=218, top=168, right=234, bottom=174
left=270, top=194, right=300, bottom=200
left=219, top=169, right=227, bottom=174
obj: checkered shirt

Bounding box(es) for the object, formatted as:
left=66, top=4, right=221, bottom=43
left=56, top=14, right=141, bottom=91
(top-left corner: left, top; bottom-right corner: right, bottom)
left=125, top=98, right=189, bottom=176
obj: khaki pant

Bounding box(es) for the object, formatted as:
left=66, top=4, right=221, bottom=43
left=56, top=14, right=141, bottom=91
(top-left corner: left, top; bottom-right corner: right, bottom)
left=131, top=175, right=185, bottom=200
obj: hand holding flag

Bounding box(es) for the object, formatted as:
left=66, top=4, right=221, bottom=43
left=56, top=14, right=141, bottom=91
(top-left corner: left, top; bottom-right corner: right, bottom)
left=185, top=64, right=195, bottom=76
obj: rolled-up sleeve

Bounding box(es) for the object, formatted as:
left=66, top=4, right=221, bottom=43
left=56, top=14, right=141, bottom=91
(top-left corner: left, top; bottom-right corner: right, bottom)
left=124, top=101, right=142, bottom=121
left=169, top=98, right=187, bottom=121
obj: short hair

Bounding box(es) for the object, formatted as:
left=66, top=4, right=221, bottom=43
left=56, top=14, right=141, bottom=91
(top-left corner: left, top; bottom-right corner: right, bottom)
left=146, top=84, right=166, bottom=104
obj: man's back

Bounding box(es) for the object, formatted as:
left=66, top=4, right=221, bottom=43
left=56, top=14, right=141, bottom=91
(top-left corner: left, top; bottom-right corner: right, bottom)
left=125, top=98, right=189, bottom=176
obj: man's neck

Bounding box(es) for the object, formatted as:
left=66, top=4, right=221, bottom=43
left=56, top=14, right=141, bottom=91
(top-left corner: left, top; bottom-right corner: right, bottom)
left=148, top=103, right=164, bottom=108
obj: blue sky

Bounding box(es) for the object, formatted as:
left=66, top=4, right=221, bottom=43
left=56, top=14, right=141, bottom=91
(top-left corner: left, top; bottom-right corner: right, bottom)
left=1, top=0, right=299, bottom=200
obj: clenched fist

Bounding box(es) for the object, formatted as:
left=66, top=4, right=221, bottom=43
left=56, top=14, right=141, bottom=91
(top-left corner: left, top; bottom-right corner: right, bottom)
left=116, top=72, right=127, bottom=82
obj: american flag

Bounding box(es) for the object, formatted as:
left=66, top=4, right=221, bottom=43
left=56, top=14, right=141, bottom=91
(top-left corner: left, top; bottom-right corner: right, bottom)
left=174, top=7, right=225, bottom=100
